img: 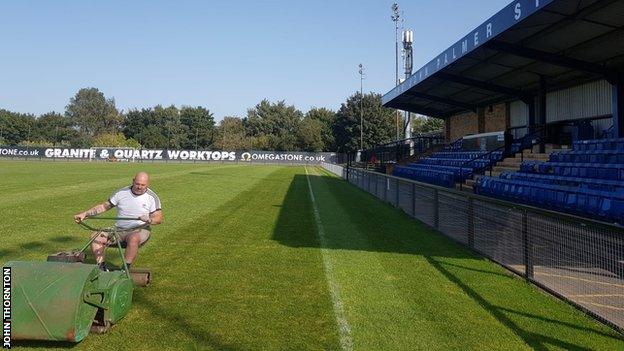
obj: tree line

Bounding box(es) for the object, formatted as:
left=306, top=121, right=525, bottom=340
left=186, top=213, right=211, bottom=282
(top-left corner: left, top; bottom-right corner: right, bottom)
left=0, top=87, right=443, bottom=153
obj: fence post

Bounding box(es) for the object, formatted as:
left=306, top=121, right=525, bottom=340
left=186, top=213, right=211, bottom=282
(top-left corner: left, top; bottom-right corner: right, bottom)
left=411, top=183, right=416, bottom=217
left=433, top=189, right=440, bottom=229
left=395, top=178, right=400, bottom=207
left=467, top=197, right=475, bottom=249
left=375, top=174, right=379, bottom=196
left=522, top=209, right=533, bottom=279
left=368, top=172, right=372, bottom=193
left=384, top=177, right=388, bottom=202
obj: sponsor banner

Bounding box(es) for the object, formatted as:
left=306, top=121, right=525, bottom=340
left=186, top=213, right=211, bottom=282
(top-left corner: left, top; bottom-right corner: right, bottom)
left=0, top=146, right=340, bottom=164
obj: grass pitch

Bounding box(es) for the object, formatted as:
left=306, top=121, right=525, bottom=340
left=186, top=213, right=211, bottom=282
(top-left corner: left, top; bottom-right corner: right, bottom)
left=1, top=161, right=622, bottom=350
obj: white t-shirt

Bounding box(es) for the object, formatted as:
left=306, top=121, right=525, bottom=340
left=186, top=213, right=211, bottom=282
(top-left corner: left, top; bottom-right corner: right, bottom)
left=109, top=186, right=161, bottom=229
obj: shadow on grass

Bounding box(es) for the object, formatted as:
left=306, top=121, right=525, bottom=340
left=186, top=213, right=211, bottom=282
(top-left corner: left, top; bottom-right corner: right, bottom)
left=426, top=256, right=602, bottom=350
left=1, top=234, right=87, bottom=262
left=272, top=174, right=475, bottom=255
left=0, top=249, right=13, bottom=260
left=271, top=172, right=624, bottom=348
left=12, top=340, right=76, bottom=349
left=49, top=235, right=76, bottom=243
left=20, top=241, right=45, bottom=250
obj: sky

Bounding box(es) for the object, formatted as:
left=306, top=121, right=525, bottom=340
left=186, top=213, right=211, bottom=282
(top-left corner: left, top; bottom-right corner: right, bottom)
left=0, top=0, right=510, bottom=121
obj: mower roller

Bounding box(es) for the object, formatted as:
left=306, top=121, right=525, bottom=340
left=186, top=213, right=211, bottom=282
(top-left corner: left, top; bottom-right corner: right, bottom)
left=5, top=218, right=152, bottom=342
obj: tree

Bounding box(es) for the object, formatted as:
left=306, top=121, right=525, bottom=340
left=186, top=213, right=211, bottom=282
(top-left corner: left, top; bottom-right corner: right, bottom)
left=297, top=117, right=324, bottom=151
left=245, top=100, right=303, bottom=151
left=214, top=116, right=249, bottom=150
left=332, top=92, right=395, bottom=153
left=33, top=112, right=75, bottom=146
left=139, top=125, right=168, bottom=149
left=180, top=106, right=215, bottom=149
left=411, top=115, right=444, bottom=134
left=305, top=107, right=335, bottom=151
left=92, top=132, right=141, bottom=148
left=65, top=88, right=121, bottom=137
left=155, top=105, right=188, bottom=149
left=123, top=108, right=153, bottom=143
left=0, top=109, right=35, bottom=145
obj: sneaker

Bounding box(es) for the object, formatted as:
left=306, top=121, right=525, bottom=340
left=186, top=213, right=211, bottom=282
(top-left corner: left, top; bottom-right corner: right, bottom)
left=98, top=262, right=110, bottom=272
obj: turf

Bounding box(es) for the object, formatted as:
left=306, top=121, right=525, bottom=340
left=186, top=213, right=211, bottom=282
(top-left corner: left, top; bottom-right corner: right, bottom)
left=1, top=160, right=622, bottom=350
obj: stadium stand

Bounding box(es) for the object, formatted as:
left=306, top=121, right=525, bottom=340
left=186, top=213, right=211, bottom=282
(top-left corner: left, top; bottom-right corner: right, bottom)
left=475, top=138, right=624, bottom=224
left=375, top=0, right=624, bottom=333
left=391, top=131, right=537, bottom=188
left=393, top=150, right=503, bottom=187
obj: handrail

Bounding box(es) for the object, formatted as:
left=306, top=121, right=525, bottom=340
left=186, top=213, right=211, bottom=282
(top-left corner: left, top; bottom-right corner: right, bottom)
left=357, top=133, right=446, bottom=166
left=514, top=126, right=546, bottom=162
left=443, top=136, right=464, bottom=151
left=375, top=134, right=444, bottom=148
left=458, top=144, right=507, bottom=190
left=458, top=127, right=547, bottom=190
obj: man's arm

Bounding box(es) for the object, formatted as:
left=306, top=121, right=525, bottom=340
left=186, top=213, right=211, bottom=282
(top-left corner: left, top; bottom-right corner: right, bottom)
left=139, top=210, right=163, bottom=225
left=74, top=201, right=113, bottom=223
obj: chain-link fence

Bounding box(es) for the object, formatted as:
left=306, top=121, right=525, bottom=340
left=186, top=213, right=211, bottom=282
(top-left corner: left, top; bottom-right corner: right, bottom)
left=321, top=162, right=624, bottom=333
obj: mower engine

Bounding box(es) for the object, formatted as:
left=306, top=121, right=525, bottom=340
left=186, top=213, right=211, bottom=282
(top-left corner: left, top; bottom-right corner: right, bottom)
left=5, top=261, right=133, bottom=342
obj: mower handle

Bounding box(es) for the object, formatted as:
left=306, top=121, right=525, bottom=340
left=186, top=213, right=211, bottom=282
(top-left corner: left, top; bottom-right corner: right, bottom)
left=84, top=216, right=143, bottom=221
left=76, top=218, right=149, bottom=278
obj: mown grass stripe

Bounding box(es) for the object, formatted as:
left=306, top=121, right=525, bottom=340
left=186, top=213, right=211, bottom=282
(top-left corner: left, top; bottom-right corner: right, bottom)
left=305, top=166, right=353, bottom=351
left=0, top=164, right=245, bottom=209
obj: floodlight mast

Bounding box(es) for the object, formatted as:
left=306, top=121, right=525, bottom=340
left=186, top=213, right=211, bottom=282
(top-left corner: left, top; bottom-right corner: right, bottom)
left=358, top=63, right=365, bottom=150
left=391, top=3, right=401, bottom=140
left=403, top=29, right=413, bottom=139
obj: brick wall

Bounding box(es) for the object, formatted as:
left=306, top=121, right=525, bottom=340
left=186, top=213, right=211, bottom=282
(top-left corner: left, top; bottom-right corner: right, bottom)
left=446, top=103, right=509, bottom=142
left=448, top=111, right=478, bottom=141
left=484, top=103, right=508, bottom=132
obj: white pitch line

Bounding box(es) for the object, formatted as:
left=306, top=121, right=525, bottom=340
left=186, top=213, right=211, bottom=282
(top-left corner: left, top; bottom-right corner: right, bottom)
left=305, top=166, right=354, bottom=351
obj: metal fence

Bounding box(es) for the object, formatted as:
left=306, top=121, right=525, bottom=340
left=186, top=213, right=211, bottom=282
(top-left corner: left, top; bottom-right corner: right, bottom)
left=321, top=162, right=624, bottom=333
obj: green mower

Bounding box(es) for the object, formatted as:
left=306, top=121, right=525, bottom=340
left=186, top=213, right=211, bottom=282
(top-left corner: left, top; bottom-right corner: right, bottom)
left=4, top=218, right=152, bottom=342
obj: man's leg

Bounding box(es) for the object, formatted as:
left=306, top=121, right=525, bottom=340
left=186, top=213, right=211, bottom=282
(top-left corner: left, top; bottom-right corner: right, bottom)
left=91, top=232, right=109, bottom=264
left=124, top=233, right=141, bottom=265
left=123, top=230, right=149, bottom=265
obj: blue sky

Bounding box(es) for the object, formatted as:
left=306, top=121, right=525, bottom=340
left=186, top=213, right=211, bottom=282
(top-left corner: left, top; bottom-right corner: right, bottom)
left=1, top=0, right=509, bottom=120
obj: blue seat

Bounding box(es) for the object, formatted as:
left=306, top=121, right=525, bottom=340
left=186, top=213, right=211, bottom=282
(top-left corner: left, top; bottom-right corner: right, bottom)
left=474, top=175, right=624, bottom=224
left=393, top=165, right=456, bottom=188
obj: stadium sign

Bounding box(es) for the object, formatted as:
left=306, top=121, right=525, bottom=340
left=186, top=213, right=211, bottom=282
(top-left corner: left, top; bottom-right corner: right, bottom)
left=0, top=146, right=338, bottom=164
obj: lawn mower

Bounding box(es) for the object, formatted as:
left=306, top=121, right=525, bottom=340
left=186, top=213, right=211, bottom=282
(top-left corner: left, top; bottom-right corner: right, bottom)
left=4, top=217, right=152, bottom=342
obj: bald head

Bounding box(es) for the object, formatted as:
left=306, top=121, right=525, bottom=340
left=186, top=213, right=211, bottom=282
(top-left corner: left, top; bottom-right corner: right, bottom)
left=131, top=172, right=150, bottom=195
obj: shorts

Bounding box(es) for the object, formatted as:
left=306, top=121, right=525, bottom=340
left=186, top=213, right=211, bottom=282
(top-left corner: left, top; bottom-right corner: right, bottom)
left=96, top=227, right=151, bottom=248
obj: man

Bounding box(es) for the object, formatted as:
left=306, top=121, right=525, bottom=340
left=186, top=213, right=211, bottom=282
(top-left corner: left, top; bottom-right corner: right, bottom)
left=74, top=171, right=163, bottom=271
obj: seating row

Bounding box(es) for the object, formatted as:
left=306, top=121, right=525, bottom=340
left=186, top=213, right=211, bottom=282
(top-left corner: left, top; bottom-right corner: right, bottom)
left=393, top=149, right=505, bottom=187
left=429, top=151, right=489, bottom=159
left=393, top=166, right=455, bottom=188
left=498, top=171, right=624, bottom=194
left=474, top=177, right=624, bottom=224
left=520, top=161, right=624, bottom=181
left=549, top=150, right=624, bottom=164
left=573, top=138, right=624, bottom=151
left=405, top=163, right=473, bottom=180
left=419, top=157, right=499, bottom=169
